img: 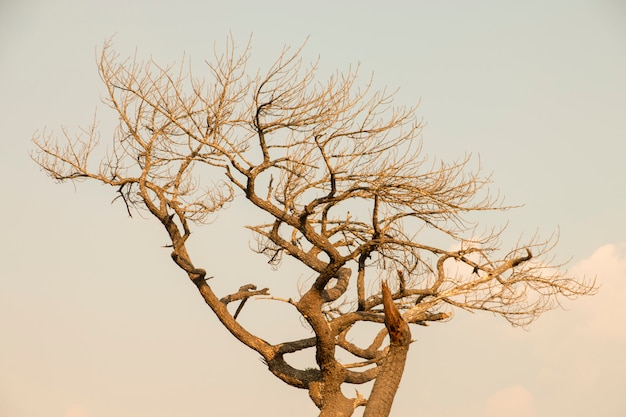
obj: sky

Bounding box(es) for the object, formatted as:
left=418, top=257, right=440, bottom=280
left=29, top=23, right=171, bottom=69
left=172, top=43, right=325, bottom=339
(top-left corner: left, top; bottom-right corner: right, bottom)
left=1, top=1, right=625, bottom=416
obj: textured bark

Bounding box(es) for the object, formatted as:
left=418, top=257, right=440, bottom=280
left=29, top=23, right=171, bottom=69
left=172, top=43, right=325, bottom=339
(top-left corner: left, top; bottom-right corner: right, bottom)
left=317, top=393, right=355, bottom=417
left=363, top=282, right=412, bottom=417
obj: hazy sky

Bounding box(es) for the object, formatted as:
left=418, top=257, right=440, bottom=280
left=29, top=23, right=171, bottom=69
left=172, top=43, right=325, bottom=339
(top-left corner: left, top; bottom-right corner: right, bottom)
left=1, top=1, right=625, bottom=416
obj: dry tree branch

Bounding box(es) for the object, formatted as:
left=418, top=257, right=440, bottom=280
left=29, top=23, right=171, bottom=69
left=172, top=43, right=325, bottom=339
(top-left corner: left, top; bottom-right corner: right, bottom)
left=32, top=36, right=597, bottom=417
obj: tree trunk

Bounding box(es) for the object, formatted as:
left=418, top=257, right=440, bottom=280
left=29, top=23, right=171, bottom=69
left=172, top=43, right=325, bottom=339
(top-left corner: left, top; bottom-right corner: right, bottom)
left=310, top=379, right=357, bottom=417
left=363, top=281, right=412, bottom=417
left=317, top=397, right=356, bottom=417
left=362, top=343, right=410, bottom=417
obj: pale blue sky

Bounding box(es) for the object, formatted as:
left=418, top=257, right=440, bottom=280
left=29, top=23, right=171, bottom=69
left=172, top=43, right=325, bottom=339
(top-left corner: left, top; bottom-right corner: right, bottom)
left=1, top=1, right=625, bottom=416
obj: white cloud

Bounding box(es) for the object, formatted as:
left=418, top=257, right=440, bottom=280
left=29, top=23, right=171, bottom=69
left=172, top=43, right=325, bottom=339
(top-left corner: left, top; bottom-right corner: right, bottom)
left=485, top=385, right=538, bottom=417
left=537, top=243, right=626, bottom=381
left=62, top=404, right=92, bottom=417
left=527, top=243, right=626, bottom=416
left=570, top=243, right=626, bottom=342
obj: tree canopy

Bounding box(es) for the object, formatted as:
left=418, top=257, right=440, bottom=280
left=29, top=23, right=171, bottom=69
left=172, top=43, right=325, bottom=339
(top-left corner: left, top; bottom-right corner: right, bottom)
left=32, top=38, right=596, bottom=417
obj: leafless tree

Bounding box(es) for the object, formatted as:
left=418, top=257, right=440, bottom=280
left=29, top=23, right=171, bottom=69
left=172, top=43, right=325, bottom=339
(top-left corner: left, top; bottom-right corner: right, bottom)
left=32, top=38, right=596, bottom=417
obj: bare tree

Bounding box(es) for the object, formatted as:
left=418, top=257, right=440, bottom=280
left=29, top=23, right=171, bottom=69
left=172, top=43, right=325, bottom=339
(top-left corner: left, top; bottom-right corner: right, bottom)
left=32, top=38, right=596, bottom=417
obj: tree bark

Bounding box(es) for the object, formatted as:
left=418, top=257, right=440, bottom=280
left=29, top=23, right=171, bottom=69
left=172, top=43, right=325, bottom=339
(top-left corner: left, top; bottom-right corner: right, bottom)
left=363, top=281, right=412, bottom=417
left=317, top=392, right=356, bottom=417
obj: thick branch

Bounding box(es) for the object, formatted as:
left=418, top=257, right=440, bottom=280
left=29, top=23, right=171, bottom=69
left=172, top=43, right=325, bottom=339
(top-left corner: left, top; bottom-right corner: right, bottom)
left=363, top=281, right=411, bottom=417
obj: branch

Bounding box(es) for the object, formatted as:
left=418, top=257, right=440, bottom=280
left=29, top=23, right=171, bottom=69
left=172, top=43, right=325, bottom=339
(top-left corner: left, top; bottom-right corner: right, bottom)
left=381, top=281, right=411, bottom=346
left=220, top=284, right=270, bottom=305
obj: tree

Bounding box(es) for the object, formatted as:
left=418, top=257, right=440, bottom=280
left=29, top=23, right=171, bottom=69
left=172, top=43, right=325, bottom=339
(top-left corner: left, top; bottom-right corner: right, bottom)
left=32, top=38, right=596, bottom=417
